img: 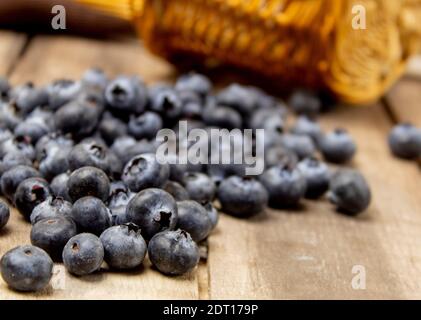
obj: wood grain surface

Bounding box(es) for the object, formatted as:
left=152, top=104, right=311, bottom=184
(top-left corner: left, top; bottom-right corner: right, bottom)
left=0, top=32, right=420, bottom=299
left=0, top=31, right=27, bottom=76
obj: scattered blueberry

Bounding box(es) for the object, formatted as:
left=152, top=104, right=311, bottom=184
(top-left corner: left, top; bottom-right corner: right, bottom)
left=70, top=196, right=111, bottom=235
left=67, top=166, right=110, bottom=202
left=62, top=233, right=104, bottom=276
left=30, top=196, right=72, bottom=225
left=0, top=165, right=41, bottom=202
left=297, top=158, right=330, bottom=199
left=126, top=188, right=178, bottom=240
left=328, top=169, right=371, bottom=215
left=100, top=223, right=147, bottom=270
left=14, top=177, right=51, bottom=220
left=182, top=172, right=216, bottom=203
left=388, top=123, right=421, bottom=159
left=148, top=230, right=200, bottom=276
left=260, top=165, right=307, bottom=208
left=319, top=128, right=356, bottom=163
left=1, top=245, right=53, bottom=291
left=176, top=200, right=212, bottom=242
left=218, top=176, right=268, bottom=217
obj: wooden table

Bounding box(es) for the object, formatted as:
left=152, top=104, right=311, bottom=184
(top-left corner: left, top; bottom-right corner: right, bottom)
left=0, top=31, right=420, bottom=300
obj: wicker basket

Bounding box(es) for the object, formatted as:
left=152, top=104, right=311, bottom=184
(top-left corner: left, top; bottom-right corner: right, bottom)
left=79, top=0, right=421, bottom=104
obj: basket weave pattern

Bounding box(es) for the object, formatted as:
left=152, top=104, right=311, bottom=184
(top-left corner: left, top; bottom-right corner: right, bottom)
left=80, top=0, right=421, bottom=104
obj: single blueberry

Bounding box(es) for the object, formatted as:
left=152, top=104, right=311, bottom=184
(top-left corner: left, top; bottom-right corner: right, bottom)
left=105, top=76, right=147, bottom=114
left=328, top=169, right=371, bottom=216
left=68, top=166, right=110, bottom=202
left=46, top=79, right=81, bottom=110
left=14, top=177, right=51, bottom=220
left=297, top=157, right=330, bottom=199
left=148, top=229, right=200, bottom=276
left=122, top=153, right=169, bottom=192
left=128, top=111, right=163, bottom=140
left=30, top=195, right=72, bottom=225
left=70, top=196, right=111, bottom=235
left=182, top=172, right=216, bottom=203
left=288, top=90, right=321, bottom=116
left=126, top=188, right=178, bottom=240
left=388, top=123, right=421, bottom=159
left=62, top=233, right=104, bottom=276
left=260, top=165, right=307, bottom=208
left=218, top=176, right=268, bottom=217
left=175, top=73, right=212, bottom=98
left=50, top=172, right=71, bottom=201
left=280, top=133, right=316, bottom=159
left=319, top=128, right=356, bottom=163
left=1, top=245, right=53, bottom=292
left=176, top=200, right=212, bottom=242
left=291, top=115, right=323, bottom=143
left=163, top=181, right=190, bottom=201
left=100, top=223, right=147, bottom=270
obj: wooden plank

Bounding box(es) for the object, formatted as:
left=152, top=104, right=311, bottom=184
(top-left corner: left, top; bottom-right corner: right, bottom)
left=208, top=104, right=421, bottom=299
left=406, top=55, right=421, bottom=79
left=0, top=31, right=27, bottom=76
left=9, top=35, right=176, bottom=85
left=0, top=36, right=202, bottom=300
left=385, top=78, right=421, bottom=126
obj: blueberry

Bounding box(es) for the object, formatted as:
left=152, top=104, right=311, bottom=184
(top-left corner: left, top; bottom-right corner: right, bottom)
left=218, top=176, right=268, bottom=217
left=30, top=196, right=72, bottom=225
left=35, top=132, right=74, bottom=160
left=0, top=165, right=41, bottom=202
left=0, top=102, right=22, bottom=130
left=148, top=229, right=200, bottom=276
left=216, top=84, right=257, bottom=116
left=81, top=68, right=108, bottom=90
left=14, top=177, right=51, bottom=220
left=176, top=200, right=212, bottom=242
left=122, top=153, right=169, bottom=192
left=288, top=90, right=321, bottom=116
left=62, top=233, right=104, bottom=276
left=68, top=141, right=121, bottom=177
left=297, top=158, right=330, bottom=199
left=202, top=104, right=242, bottom=129
left=30, top=217, right=77, bottom=261
left=202, top=201, right=219, bottom=230
left=47, top=79, right=81, bottom=110
left=0, top=135, right=35, bottom=160
left=328, top=169, right=371, bottom=215
left=0, top=127, right=13, bottom=143
left=100, top=223, right=147, bottom=270
left=175, top=73, right=212, bottom=98
left=264, top=146, right=299, bottom=169
left=68, top=166, right=110, bottom=202
left=260, top=165, right=307, bottom=207
left=126, top=188, right=178, bottom=240
left=14, top=116, right=51, bottom=144
left=291, top=116, right=323, bottom=143
left=10, top=83, right=48, bottom=115
left=180, top=101, right=202, bottom=119
left=182, top=172, right=216, bottom=203
left=105, top=76, right=147, bottom=114
left=111, top=136, right=156, bottom=166
left=38, top=145, right=71, bottom=181
left=0, top=200, right=10, bottom=230
left=280, top=134, right=316, bottom=159
left=0, top=151, right=32, bottom=177
left=54, top=100, right=100, bottom=137
left=319, top=128, right=356, bottom=163
left=128, top=112, right=163, bottom=140
left=388, top=123, right=421, bottom=159
left=163, top=181, right=190, bottom=201
left=50, top=172, right=71, bottom=201
left=150, top=88, right=183, bottom=120
left=70, top=196, right=111, bottom=235
left=98, top=112, right=128, bottom=145
left=0, top=245, right=53, bottom=291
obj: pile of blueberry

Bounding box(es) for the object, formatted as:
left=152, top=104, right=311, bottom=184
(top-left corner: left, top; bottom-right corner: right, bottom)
left=0, top=70, right=374, bottom=293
